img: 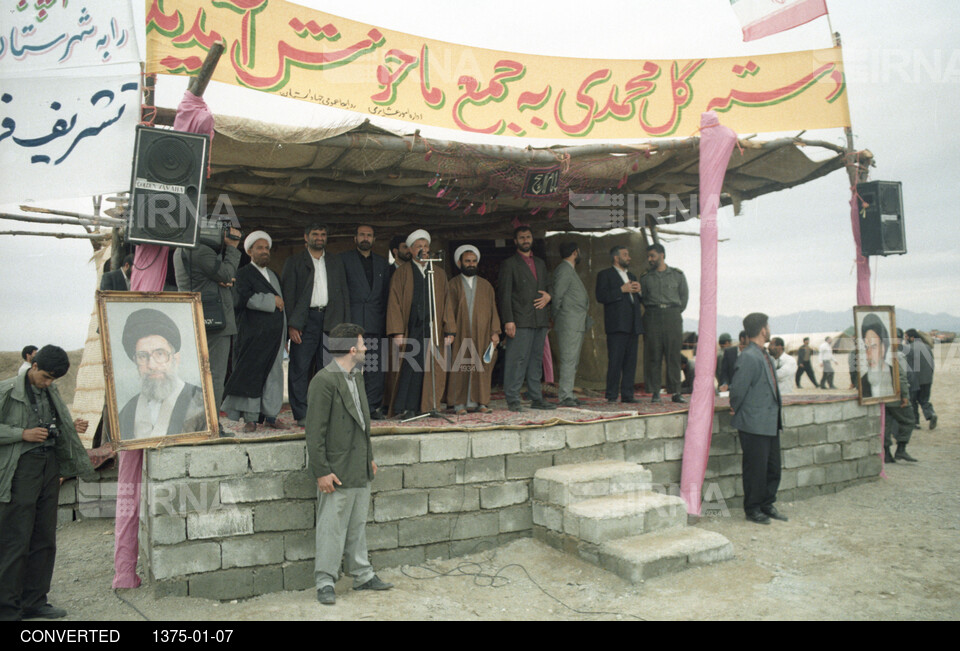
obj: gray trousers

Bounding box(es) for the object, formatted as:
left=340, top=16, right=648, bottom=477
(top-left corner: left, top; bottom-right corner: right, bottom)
left=207, top=331, right=232, bottom=413
left=642, top=307, right=682, bottom=396
left=556, top=328, right=585, bottom=402
left=503, top=327, right=548, bottom=404
left=314, top=485, right=374, bottom=590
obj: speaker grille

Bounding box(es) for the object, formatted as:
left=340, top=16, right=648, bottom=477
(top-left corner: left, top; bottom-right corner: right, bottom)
left=143, top=136, right=200, bottom=185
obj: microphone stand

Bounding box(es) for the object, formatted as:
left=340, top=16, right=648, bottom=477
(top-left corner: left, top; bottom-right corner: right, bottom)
left=402, top=252, right=453, bottom=424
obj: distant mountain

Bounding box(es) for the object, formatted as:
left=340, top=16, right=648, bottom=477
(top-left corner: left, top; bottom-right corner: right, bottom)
left=686, top=310, right=960, bottom=337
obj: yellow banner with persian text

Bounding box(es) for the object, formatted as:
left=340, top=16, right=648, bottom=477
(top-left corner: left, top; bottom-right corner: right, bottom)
left=144, top=0, right=851, bottom=139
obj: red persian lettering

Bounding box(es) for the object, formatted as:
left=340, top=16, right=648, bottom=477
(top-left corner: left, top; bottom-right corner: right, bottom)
left=639, top=59, right=705, bottom=136
left=372, top=49, right=419, bottom=105
left=452, top=60, right=525, bottom=134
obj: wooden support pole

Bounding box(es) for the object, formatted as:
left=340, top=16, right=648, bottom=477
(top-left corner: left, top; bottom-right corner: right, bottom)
left=0, top=230, right=111, bottom=240
left=187, top=40, right=226, bottom=98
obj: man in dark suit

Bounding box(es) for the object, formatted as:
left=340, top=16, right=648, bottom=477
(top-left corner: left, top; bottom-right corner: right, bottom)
left=100, top=254, right=134, bottom=291
left=281, top=223, right=351, bottom=426
left=595, top=245, right=643, bottom=403
left=306, top=323, right=392, bottom=605
left=718, top=331, right=747, bottom=392
left=341, top=225, right=391, bottom=420
left=729, top=312, right=786, bottom=525
left=498, top=226, right=554, bottom=412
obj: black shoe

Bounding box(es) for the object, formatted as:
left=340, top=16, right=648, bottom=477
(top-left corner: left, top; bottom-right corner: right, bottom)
left=22, top=604, right=67, bottom=619
left=317, top=586, right=336, bottom=605
left=672, top=394, right=686, bottom=404
left=929, top=415, right=938, bottom=430
left=370, top=408, right=387, bottom=420
left=354, top=575, right=393, bottom=591
left=895, top=445, right=918, bottom=462
left=885, top=447, right=896, bottom=463
left=762, top=506, right=789, bottom=522
left=745, top=511, right=771, bottom=525
left=651, top=395, right=661, bottom=403
left=398, top=410, right=417, bottom=420
left=529, top=400, right=557, bottom=410
left=507, top=402, right=524, bottom=413
left=559, top=398, right=581, bottom=407
left=621, top=397, right=637, bottom=404
left=297, top=419, right=306, bottom=428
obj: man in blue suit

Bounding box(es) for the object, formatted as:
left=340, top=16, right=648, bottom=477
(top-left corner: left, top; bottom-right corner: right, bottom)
left=729, top=312, right=787, bottom=525
left=341, top=225, right=391, bottom=420
left=595, top=245, right=643, bottom=403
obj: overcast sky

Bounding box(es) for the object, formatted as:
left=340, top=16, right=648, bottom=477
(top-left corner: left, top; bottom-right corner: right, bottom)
left=2, top=0, right=959, bottom=350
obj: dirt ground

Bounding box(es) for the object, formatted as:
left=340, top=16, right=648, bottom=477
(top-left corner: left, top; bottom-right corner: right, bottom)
left=13, top=345, right=960, bottom=620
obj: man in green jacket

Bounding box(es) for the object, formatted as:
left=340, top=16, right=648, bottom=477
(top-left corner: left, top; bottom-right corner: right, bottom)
left=306, top=323, right=392, bottom=605
left=0, top=346, right=95, bottom=620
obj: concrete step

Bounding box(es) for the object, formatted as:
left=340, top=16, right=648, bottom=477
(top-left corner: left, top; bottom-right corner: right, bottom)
left=533, top=460, right=653, bottom=507
left=598, top=527, right=734, bottom=583
left=562, top=492, right=688, bottom=544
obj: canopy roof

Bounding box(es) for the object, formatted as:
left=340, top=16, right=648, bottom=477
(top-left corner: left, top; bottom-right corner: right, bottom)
left=155, top=107, right=871, bottom=246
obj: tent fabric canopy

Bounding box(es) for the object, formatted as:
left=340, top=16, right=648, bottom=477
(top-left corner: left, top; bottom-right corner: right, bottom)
left=154, top=107, right=868, bottom=244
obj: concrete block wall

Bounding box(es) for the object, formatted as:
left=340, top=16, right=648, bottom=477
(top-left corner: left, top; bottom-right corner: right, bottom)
left=59, top=465, right=118, bottom=523
left=139, top=398, right=882, bottom=600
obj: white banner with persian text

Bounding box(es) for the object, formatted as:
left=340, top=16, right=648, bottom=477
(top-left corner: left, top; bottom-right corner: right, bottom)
left=0, top=0, right=140, bottom=203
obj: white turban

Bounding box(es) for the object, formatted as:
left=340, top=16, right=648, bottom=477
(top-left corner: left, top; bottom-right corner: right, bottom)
left=244, top=230, right=271, bottom=252
left=406, top=229, right=431, bottom=248
left=454, top=245, right=480, bottom=267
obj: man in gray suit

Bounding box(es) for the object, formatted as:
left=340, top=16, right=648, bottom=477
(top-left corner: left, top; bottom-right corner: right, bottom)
left=729, top=312, right=787, bottom=525
left=552, top=242, right=590, bottom=407
left=306, top=323, right=392, bottom=605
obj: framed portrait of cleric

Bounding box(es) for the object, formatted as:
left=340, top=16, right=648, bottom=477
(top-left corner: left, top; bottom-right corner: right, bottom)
left=97, top=291, right=218, bottom=450
left=853, top=305, right=900, bottom=406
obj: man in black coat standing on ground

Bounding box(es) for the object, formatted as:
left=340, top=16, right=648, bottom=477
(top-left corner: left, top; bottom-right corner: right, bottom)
left=595, top=245, right=643, bottom=403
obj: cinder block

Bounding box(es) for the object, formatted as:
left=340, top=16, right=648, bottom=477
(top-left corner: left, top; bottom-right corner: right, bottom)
left=366, top=522, right=399, bottom=551
left=479, top=481, right=529, bottom=509
left=453, top=537, right=499, bottom=557
left=705, top=454, right=740, bottom=479
left=783, top=404, right=815, bottom=427
left=188, top=447, right=249, bottom=478
left=827, top=421, right=858, bottom=443
left=813, top=443, right=843, bottom=465
left=57, top=507, right=75, bottom=525
left=149, top=515, right=186, bottom=546
left=506, top=453, right=554, bottom=480
left=449, top=511, right=499, bottom=541
left=78, top=479, right=100, bottom=501
left=532, top=502, right=563, bottom=530
left=842, top=440, right=870, bottom=460
left=604, top=418, right=645, bottom=443
left=824, top=461, right=858, bottom=484
left=710, top=432, right=738, bottom=455
left=565, top=423, right=605, bottom=449
left=553, top=446, right=605, bottom=466
left=246, top=441, right=305, bottom=473
left=663, top=438, right=685, bottom=461
left=398, top=514, right=456, bottom=546
left=373, top=490, right=428, bottom=522
left=779, top=427, right=799, bottom=448
left=471, top=431, right=520, bottom=457
left=147, top=448, right=188, bottom=480
left=797, top=424, right=828, bottom=446
left=519, top=427, right=566, bottom=453
left=371, top=436, right=419, bottom=466
left=645, top=460, right=683, bottom=486
left=783, top=447, right=814, bottom=469
left=644, top=414, right=685, bottom=439
left=148, top=480, right=222, bottom=516
left=858, top=454, right=882, bottom=478
left=187, top=508, right=254, bottom=540
left=424, top=543, right=450, bottom=561
left=780, top=468, right=798, bottom=490
left=283, top=470, right=317, bottom=499
left=428, top=486, right=479, bottom=513
left=403, top=461, right=461, bottom=488
left=150, top=542, right=221, bottom=580
left=370, top=546, right=425, bottom=569
left=814, top=401, right=845, bottom=423
left=58, top=480, right=77, bottom=506
left=190, top=568, right=255, bottom=600
left=461, top=457, right=505, bottom=483
left=154, top=580, right=188, bottom=598
left=282, top=560, right=314, bottom=591
left=602, top=442, right=625, bottom=460
left=254, top=501, right=315, bottom=532
left=420, top=433, right=469, bottom=462
left=372, top=466, right=403, bottom=492
left=253, top=566, right=285, bottom=596
left=499, top=504, right=533, bottom=533
left=221, top=533, right=285, bottom=568
left=220, top=476, right=285, bottom=504
left=797, top=466, right=827, bottom=488
left=284, top=530, right=315, bottom=561
left=624, top=439, right=665, bottom=464
left=841, top=399, right=871, bottom=419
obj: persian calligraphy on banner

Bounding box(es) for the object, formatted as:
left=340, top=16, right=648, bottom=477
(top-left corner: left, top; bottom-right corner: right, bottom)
left=0, top=1, right=140, bottom=203
left=0, top=0, right=139, bottom=72
left=144, top=0, right=850, bottom=139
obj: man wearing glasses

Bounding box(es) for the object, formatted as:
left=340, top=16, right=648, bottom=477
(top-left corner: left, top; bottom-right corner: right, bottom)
left=118, top=309, right=206, bottom=439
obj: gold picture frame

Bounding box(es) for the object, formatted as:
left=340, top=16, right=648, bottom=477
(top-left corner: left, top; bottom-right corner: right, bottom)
left=97, top=291, right=218, bottom=450
left=853, top=305, right=901, bottom=406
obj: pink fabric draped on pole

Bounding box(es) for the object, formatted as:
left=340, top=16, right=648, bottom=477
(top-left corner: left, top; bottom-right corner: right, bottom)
left=113, top=91, right=216, bottom=588
left=680, top=112, right=738, bottom=515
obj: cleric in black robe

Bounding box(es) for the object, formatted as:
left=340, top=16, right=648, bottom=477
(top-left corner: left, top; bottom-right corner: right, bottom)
left=222, top=231, right=289, bottom=432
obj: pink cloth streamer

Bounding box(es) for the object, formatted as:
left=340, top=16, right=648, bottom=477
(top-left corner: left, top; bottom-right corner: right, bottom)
left=543, top=337, right=554, bottom=384
left=680, top=113, right=738, bottom=515
left=114, top=90, right=217, bottom=588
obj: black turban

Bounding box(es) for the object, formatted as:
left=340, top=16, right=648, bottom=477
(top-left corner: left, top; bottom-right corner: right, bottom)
left=122, top=308, right=181, bottom=360
left=860, top=313, right=889, bottom=344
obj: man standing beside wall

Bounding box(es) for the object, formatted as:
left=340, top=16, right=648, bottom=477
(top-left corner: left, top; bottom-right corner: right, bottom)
left=640, top=243, right=688, bottom=404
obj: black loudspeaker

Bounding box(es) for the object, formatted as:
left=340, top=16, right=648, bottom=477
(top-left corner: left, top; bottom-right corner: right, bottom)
left=857, top=180, right=906, bottom=257
left=127, top=126, right=209, bottom=248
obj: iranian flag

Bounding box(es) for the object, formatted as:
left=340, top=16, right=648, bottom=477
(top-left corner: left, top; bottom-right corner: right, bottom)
left=730, top=0, right=829, bottom=41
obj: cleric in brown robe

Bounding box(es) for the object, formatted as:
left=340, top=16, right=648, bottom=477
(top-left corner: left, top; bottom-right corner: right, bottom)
left=445, top=245, right=501, bottom=415
left=385, top=230, right=455, bottom=418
